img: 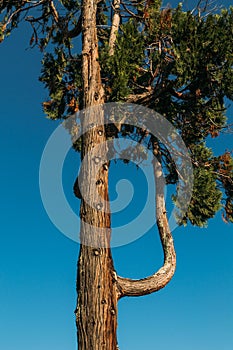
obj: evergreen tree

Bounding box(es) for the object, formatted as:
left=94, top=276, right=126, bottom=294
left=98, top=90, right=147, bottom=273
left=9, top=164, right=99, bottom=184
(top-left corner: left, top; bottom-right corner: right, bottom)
left=1, top=1, right=232, bottom=348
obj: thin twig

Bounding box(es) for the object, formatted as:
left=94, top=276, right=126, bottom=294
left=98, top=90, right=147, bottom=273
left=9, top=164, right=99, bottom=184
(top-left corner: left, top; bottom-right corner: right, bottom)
left=5, top=0, right=46, bottom=27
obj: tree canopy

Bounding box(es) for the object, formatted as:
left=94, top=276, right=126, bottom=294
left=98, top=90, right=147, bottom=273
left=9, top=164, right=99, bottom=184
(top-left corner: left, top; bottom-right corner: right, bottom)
left=1, top=0, right=232, bottom=225
left=1, top=1, right=233, bottom=349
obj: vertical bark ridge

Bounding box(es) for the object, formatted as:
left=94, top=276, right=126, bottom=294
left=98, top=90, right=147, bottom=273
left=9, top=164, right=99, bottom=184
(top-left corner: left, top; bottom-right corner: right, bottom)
left=76, top=0, right=120, bottom=349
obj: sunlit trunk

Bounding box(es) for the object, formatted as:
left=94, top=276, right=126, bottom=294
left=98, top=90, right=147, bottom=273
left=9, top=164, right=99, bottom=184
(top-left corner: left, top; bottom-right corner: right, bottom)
left=75, top=0, right=119, bottom=348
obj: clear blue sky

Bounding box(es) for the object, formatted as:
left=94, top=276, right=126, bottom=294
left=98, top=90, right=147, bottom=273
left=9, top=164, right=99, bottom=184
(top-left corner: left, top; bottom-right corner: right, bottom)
left=0, top=2, right=233, bottom=350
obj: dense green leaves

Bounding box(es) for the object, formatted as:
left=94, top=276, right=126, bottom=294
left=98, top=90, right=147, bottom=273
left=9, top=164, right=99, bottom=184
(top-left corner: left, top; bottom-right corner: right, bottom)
left=100, top=19, right=145, bottom=100
left=174, top=143, right=222, bottom=226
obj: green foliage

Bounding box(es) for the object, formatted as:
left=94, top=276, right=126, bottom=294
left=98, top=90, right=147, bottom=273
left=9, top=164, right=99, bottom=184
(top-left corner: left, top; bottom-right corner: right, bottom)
left=172, top=6, right=233, bottom=100
left=100, top=19, right=145, bottom=100
left=59, top=0, right=81, bottom=11
left=39, top=49, right=82, bottom=119
left=213, top=152, right=233, bottom=223
left=0, top=0, right=232, bottom=227
left=184, top=166, right=222, bottom=226
left=0, top=1, right=82, bottom=119
left=174, top=143, right=222, bottom=226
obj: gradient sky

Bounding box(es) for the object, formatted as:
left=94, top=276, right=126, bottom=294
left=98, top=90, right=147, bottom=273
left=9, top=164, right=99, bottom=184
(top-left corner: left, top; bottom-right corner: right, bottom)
left=0, top=2, right=233, bottom=350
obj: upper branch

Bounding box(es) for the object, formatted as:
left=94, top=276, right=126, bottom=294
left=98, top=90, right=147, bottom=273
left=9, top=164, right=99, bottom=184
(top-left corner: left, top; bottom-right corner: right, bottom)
left=49, top=0, right=59, bottom=23
left=109, top=0, right=121, bottom=56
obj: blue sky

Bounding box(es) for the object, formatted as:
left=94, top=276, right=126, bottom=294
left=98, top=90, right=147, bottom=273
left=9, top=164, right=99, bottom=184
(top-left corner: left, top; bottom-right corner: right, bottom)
left=0, top=2, right=233, bottom=350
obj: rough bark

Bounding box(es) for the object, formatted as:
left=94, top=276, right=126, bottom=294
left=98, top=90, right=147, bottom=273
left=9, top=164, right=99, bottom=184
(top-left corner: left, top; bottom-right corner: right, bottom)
left=76, top=0, right=120, bottom=349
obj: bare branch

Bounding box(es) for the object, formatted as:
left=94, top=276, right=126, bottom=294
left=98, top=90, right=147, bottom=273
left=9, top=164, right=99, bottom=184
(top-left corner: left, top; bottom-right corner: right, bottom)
left=5, top=0, right=46, bottom=28
left=121, top=1, right=141, bottom=18
left=109, top=0, right=121, bottom=56
left=220, top=123, right=233, bottom=134
left=49, top=0, right=59, bottom=23
left=191, top=0, right=219, bottom=17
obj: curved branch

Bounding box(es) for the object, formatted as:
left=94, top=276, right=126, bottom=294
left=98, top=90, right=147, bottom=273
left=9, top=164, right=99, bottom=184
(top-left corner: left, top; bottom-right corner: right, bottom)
left=4, top=0, right=46, bottom=28
left=121, top=1, right=141, bottom=18
left=66, top=17, right=82, bottom=38
left=116, top=143, right=176, bottom=298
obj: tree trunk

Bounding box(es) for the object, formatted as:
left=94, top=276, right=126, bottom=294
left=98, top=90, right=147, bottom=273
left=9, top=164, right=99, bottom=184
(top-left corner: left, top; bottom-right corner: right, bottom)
left=75, top=1, right=176, bottom=348
left=75, top=0, right=120, bottom=349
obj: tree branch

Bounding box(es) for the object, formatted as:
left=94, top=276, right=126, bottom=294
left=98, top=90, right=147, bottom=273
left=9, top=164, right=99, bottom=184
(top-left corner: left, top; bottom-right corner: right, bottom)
left=121, top=1, right=141, bottom=18
left=66, top=16, right=82, bottom=38
left=125, top=89, right=153, bottom=104
left=116, top=142, right=176, bottom=298
left=4, top=0, right=46, bottom=28
left=109, top=0, right=121, bottom=56
left=49, top=0, right=59, bottom=23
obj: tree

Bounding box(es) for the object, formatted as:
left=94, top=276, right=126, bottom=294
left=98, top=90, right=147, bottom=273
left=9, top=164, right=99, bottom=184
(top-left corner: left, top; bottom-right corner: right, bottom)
left=1, top=0, right=232, bottom=349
